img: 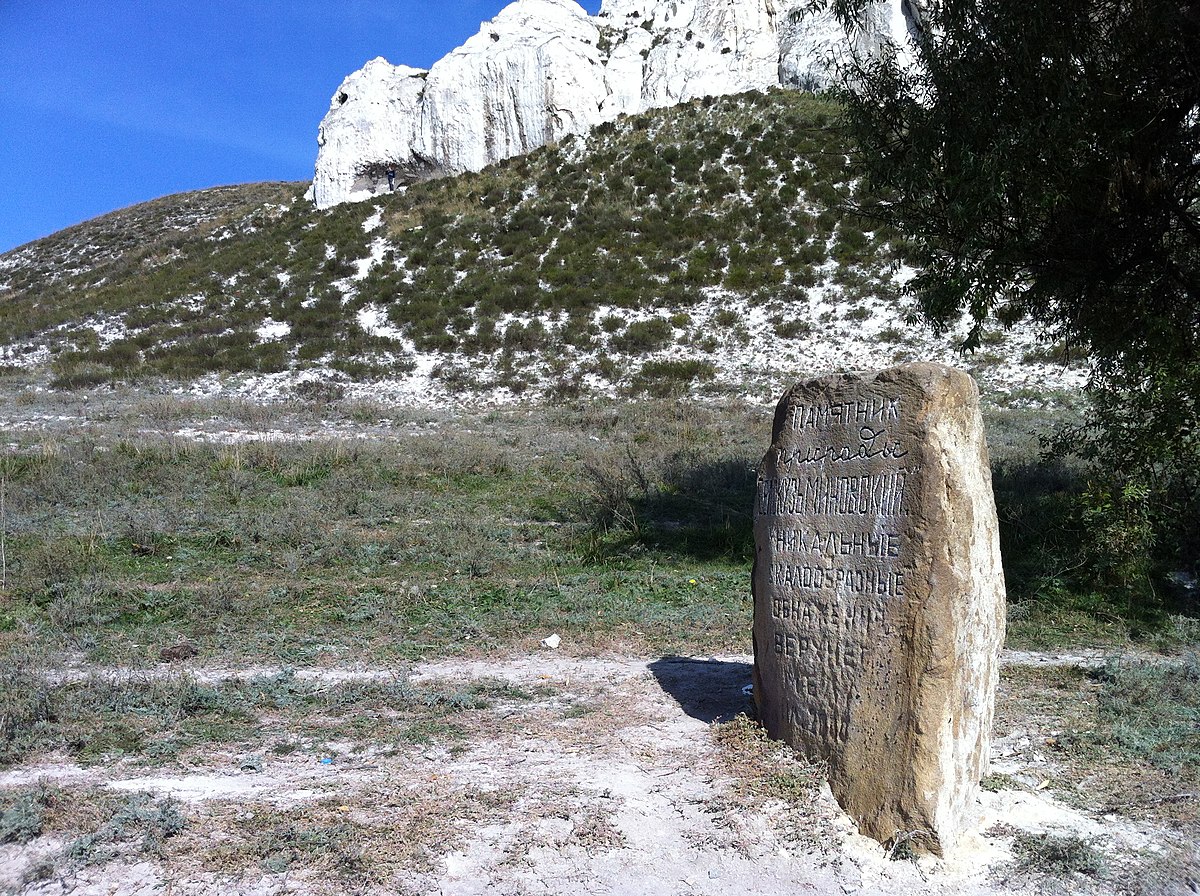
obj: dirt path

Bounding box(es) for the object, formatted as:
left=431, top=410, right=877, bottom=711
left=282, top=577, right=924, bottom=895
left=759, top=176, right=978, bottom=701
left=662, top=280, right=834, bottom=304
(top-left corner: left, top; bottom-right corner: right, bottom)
left=1, top=652, right=1195, bottom=895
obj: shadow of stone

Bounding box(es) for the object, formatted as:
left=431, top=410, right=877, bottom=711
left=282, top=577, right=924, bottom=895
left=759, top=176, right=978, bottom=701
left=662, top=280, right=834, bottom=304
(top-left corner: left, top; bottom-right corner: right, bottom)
left=648, top=656, right=754, bottom=724
left=627, top=458, right=758, bottom=562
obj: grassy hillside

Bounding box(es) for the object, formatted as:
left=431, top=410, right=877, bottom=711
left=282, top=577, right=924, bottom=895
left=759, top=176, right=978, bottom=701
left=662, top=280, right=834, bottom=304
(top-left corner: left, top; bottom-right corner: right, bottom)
left=0, top=90, right=1081, bottom=402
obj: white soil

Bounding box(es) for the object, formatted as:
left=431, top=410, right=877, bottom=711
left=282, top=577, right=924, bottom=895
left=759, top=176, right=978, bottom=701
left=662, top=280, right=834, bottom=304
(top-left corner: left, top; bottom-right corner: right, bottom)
left=2, top=651, right=1192, bottom=896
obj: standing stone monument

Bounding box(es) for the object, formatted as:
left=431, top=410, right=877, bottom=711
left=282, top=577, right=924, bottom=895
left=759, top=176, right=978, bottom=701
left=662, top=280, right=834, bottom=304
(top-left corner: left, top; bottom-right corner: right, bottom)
left=752, top=362, right=1005, bottom=855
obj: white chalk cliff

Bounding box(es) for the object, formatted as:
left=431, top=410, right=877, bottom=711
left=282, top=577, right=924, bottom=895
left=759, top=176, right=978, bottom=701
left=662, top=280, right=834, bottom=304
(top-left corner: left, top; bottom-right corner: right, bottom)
left=311, top=0, right=917, bottom=208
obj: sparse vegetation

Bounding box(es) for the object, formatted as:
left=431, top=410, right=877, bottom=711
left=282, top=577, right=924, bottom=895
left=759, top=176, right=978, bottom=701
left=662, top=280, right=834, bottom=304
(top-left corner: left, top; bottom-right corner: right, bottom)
left=1068, top=655, right=1200, bottom=778
left=1010, top=831, right=1107, bottom=879
left=996, top=657, right=1199, bottom=868
left=0, top=656, right=535, bottom=767
left=0, top=784, right=48, bottom=844
left=0, top=91, right=902, bottom=393
left=712, top=714, right=825, bottom=805
left=0, top=395, right=764, bottom=688
left=710, top=713, right=827, bottom=848
left=66, top=792, right=186, bottom=865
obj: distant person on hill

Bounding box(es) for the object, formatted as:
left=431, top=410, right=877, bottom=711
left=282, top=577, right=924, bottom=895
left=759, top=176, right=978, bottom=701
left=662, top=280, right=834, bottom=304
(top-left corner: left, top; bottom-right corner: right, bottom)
left=386, top=167, right=396, bottom=191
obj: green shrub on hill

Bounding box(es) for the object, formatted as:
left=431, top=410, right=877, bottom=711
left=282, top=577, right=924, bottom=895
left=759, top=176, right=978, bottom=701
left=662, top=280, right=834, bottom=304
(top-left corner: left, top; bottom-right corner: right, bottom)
left=0, top=90, right=898, bottom=383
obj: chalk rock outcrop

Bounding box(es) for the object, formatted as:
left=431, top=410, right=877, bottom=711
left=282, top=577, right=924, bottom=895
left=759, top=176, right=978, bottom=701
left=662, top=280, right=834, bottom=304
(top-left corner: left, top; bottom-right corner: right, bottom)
left=311, top=0, right=917, bottom=208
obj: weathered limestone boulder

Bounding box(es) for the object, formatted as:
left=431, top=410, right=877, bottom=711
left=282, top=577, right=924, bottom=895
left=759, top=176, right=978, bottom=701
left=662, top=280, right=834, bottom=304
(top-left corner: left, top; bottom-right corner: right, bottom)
left=752, top=362, right=1005, bottom=854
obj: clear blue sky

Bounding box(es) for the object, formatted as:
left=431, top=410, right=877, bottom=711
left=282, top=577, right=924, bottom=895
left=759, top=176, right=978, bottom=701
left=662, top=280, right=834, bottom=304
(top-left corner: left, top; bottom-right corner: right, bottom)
left=0, top=0, right=603, bottom=254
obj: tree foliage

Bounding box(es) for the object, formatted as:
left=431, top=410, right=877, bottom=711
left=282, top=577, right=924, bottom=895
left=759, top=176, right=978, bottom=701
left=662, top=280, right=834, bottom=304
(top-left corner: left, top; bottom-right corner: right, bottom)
left=820, top=0, right=1200, bottom=583
left=825, top=0, right=1200, bottom=354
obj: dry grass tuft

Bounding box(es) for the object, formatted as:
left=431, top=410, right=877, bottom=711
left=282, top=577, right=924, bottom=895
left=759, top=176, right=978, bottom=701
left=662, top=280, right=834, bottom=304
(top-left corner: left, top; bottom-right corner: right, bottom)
left=709, top=714, right=828, bottom=850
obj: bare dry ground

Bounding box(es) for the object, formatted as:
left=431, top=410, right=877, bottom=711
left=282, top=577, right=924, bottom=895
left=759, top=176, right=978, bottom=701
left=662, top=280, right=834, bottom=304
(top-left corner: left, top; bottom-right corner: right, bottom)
left=1, top=650, right=1196, bottom=896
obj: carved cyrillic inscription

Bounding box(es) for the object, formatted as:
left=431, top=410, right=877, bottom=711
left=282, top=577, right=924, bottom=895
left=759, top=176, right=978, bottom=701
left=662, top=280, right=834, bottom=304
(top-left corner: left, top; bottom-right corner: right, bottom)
left=786, top=395, right=901, bottom=430
left=753, top=364, right=1006, bottom=856
left=769, top=596, right=887, bottom=629
left=771, top=528, right=901, bottom=557
left=761, top=392, right=913, bottom=687
left=756, top=471, right=908, bottom=516
left=769, top=565, right=906, bottom=596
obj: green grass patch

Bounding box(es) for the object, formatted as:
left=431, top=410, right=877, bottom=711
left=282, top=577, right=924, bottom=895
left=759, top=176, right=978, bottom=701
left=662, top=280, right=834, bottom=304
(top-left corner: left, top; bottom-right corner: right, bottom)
left=0, top=660, right=544, bottom=767
left=1064, top=655, right=1200, bottom=779
left=1, top=391, right=1193, bottom=679
left=0, top=398, right=768, bottom=670
left=628, top=358, right=717, bottom=397
left=0, top=783, right=48, bottom=844
left=1010, top=831, right=1107, bottom=878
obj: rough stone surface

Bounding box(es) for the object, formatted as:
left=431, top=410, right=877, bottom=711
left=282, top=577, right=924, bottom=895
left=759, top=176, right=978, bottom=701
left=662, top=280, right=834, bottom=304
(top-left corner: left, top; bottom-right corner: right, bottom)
left=752, top=362, right=1006, bottom=855
left=310, top=0, right=917, bottom=208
